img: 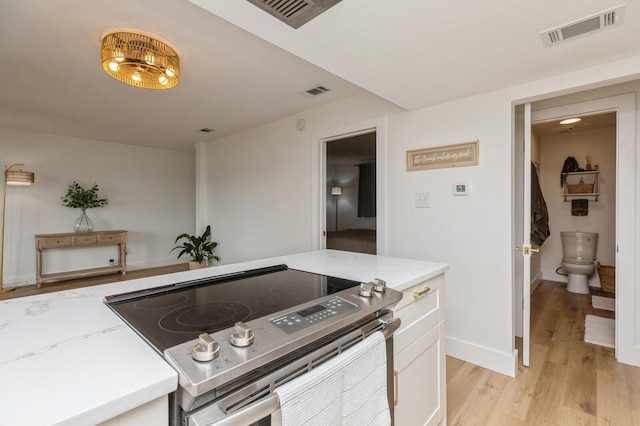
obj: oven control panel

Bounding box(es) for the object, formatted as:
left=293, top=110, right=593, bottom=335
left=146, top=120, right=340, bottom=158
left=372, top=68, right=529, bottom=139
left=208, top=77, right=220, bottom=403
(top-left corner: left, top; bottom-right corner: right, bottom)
left=271, top=297, right=357, bottom=333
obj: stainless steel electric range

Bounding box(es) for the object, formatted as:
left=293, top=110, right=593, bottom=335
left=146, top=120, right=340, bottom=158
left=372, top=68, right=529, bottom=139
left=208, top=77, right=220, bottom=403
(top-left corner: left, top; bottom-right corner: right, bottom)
left=105, top=264, right=402, bottom=426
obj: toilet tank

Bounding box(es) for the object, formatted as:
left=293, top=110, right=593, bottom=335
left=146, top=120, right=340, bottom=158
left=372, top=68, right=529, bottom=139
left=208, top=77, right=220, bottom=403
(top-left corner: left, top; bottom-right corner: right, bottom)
left=561, top=231, right=599, bottom=260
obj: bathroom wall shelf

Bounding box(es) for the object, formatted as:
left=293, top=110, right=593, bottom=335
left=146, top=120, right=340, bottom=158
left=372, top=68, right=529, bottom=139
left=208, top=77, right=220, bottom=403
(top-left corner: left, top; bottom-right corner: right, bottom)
left=562, top=170, right=599, bottom=202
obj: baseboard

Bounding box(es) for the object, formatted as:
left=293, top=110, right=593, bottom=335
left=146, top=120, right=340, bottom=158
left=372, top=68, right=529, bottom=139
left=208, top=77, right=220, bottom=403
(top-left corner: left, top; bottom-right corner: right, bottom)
left=446, top=336, right=518, bottom=377
left=1, top=274, right=34, bottom=288
left=126, top=257, right=188, bottom=270
left=530, top=270, right=543, bottom=294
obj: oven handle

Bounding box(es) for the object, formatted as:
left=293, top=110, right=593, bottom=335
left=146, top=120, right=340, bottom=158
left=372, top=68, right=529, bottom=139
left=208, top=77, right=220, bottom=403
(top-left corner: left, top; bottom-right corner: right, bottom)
left=195, top=317, right=401, bottom=426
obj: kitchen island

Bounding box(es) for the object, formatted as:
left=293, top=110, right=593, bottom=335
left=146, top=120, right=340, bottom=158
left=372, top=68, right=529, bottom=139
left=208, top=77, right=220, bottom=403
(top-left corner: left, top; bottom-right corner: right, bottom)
left=0, top=250, right=448, bottom=425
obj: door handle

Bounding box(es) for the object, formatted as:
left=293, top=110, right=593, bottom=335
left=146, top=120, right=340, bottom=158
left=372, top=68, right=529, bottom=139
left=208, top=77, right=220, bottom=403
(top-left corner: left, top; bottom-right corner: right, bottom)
left=515, top=244, right=539, bottom=255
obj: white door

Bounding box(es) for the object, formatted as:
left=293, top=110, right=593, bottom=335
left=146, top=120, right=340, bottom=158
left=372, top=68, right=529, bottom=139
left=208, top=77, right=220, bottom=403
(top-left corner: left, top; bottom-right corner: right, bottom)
left=519, top=103, right=534, bottom=367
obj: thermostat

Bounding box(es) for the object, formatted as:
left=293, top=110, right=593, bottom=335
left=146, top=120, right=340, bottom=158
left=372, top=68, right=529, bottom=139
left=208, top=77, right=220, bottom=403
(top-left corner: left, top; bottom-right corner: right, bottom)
left=453, top=182, right=470, bottom=196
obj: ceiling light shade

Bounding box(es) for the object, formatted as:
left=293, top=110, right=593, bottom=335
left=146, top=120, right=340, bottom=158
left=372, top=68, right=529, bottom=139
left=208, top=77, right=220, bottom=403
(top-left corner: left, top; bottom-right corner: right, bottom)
left=560, top=117, right=581, bottom=125
left=101, top=32, right=180, bottom=90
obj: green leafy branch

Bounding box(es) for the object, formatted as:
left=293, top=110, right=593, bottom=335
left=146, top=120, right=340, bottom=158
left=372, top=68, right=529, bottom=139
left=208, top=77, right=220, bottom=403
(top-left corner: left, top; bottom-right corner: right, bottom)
left=61, top=182, right=109, bottom=212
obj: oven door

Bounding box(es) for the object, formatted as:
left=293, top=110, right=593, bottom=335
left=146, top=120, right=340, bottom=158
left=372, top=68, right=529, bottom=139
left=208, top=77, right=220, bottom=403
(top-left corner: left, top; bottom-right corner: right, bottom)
left=180, top=314, right=400, bottom=426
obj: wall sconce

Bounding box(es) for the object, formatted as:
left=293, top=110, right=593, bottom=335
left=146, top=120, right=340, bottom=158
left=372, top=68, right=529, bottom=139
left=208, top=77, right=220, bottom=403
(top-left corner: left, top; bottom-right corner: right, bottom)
left=331, top=186, right=342, bottom=231
left=1, top=164, right=35, bottom=293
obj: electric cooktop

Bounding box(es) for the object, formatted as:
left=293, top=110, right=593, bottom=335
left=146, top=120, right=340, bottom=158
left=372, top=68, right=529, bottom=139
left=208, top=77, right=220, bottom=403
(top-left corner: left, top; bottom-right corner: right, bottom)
left=104, top=264, right=362, bottom=353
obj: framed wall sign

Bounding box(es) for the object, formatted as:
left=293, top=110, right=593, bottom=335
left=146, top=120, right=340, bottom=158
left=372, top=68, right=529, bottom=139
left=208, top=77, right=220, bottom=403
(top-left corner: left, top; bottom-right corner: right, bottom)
left=407, top=140, right=479, bottom=171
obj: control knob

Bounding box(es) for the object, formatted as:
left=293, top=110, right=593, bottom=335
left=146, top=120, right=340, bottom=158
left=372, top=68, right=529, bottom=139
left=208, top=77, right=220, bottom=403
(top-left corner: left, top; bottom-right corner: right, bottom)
left=372, top=278, right=387, bottom=293
left=229, top=321, right=255, bottom=347
left=359, top=282, right=374, bottom=298
left=192, top=333, right=220, bottom=362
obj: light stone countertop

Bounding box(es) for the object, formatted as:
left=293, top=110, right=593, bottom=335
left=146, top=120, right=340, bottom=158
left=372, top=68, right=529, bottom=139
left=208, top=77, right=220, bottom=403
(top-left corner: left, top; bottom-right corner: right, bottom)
left=0, top=250, right=448, bottom=425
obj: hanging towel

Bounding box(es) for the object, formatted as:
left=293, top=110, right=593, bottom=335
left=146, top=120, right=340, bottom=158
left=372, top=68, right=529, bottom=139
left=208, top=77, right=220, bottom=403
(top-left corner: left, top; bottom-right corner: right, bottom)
left=271, top=331, right=390, bottom=426
left=571, top=199, right=589, bottom=216
left=531, top=162, right=550, bottom=246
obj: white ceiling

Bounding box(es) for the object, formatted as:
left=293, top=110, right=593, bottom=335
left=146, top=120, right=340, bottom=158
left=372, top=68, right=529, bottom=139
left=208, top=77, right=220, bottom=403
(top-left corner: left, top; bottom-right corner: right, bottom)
left=532, top=112, right=617, bottom=138
left=2, top=0, right=639, bottom=152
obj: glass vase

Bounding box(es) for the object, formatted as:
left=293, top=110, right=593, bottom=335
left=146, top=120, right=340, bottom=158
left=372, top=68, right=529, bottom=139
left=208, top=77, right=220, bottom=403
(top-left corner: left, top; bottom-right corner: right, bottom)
left=74, top=211, right=94, bottom=233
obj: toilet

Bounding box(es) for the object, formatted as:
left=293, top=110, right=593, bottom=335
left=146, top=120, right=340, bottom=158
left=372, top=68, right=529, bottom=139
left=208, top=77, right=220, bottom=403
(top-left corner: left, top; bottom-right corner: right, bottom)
left=560, top=231, right=599, bottom=294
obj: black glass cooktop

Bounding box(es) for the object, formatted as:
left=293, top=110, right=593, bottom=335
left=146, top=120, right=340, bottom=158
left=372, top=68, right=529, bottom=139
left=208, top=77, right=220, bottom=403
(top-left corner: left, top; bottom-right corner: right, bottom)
left=104, top=264, right=361, bottom=353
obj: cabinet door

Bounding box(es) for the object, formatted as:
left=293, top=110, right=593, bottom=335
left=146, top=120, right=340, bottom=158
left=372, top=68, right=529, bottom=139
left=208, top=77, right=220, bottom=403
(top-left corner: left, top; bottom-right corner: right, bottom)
left=394, top=322, right=445, bottom=426
left=394, top=274, right=444, bottom=356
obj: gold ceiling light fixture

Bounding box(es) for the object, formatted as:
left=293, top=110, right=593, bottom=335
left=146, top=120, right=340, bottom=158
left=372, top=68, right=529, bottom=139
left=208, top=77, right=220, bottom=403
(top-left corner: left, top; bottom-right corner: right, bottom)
left=101, top=31, right=180, bottom=90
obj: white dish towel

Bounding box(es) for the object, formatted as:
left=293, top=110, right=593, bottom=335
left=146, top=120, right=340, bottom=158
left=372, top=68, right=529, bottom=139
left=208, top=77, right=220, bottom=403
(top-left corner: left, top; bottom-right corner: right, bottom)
left=271, top=331, right=390, bottom=426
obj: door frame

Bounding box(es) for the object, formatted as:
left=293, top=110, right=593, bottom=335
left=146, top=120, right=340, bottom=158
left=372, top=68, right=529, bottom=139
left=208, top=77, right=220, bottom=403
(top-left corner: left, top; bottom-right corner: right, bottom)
left=530, top=93, right=636, bottom=365
left=311, top=117, right=387, bottom=254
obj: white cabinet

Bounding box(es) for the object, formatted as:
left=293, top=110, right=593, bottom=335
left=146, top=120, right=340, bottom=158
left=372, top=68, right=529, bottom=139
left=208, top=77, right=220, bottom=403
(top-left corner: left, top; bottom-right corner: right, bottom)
left=393, top=273, right=446, bottom=426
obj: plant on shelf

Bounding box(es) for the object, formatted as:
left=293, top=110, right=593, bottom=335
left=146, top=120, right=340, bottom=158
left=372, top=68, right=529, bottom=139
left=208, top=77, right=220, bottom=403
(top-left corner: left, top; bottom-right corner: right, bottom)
left=61, top=181, right=109, bottom=233
left=171, top=225, right=220, bottom=269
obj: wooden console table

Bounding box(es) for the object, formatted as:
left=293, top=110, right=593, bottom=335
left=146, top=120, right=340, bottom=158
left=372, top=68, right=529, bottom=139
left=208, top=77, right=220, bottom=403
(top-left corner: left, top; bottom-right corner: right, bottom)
left=35, top=230, right=127, bottom=287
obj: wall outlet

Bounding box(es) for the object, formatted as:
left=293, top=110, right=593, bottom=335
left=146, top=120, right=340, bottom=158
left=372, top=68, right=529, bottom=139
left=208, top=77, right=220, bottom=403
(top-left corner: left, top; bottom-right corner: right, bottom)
left=109, top=259, right=115, bottom=266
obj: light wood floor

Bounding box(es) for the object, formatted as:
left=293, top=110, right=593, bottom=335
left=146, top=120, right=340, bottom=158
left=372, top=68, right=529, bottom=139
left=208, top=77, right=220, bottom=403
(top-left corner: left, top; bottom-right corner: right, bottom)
left=446, top=280, right=640, bottom=425
left=0, top=263, right=188, bottom=301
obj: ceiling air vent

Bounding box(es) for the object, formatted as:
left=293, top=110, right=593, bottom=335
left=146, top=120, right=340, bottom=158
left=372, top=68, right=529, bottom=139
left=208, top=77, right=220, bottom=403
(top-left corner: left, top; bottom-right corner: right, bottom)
left=552, top=127, right=573, bottom=134
left=245, top=0, right=342, bottom=29
left=539, top=4, right=625, bottom=47
left=299, top=84, right=330, bottom=98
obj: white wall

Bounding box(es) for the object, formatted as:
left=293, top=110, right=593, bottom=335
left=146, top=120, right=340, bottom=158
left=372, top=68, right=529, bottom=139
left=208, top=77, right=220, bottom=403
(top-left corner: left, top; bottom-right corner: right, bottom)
left=386, top=92, right=516, bottom=369
left=1, top=129, right=196, bottom=285
left=202, top=92, right=399, bottom=264
left=203, top=88, right=520, bottom=374
left=539, top=127, right=616, bottom=284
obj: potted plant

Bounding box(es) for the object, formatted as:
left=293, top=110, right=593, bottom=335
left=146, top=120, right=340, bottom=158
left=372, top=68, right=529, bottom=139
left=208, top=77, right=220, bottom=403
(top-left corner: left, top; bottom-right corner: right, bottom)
left=61, top=181, right=109, bottom=233
left=171, top=225, right=220, bottom=269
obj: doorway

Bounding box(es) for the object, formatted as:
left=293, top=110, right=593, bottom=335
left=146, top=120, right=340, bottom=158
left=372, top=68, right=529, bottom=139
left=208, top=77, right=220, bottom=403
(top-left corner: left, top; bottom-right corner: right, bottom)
left=325, top=133, right=377, bottom=254
left=310, top=116, right=387, bottom=255
left=514, top=92, right=637, bottom=367
left=532, top=111, right=616, bottom=290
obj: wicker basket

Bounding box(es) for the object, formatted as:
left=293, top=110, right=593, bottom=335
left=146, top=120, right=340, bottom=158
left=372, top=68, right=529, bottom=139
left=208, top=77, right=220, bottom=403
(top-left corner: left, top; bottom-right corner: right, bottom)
left=597, top=262, right=615, bottom=293
left=567, top=183, right=595, bottom=194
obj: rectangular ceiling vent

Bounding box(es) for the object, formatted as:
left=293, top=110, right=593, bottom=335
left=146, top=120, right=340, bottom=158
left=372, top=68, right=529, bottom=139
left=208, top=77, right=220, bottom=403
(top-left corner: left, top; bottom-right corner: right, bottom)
left=552, top=126, right=573, bottom=134
left=245, top=0, right=342, bottom=29
left=299, top=84, right=331, bottom=98
left=540, top=5, right=625, bottom=47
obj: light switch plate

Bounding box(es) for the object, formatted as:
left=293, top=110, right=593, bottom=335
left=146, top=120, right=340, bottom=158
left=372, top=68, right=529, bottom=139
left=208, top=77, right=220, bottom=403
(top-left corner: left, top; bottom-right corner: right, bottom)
left=415, top=192, right=431, bottom=208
